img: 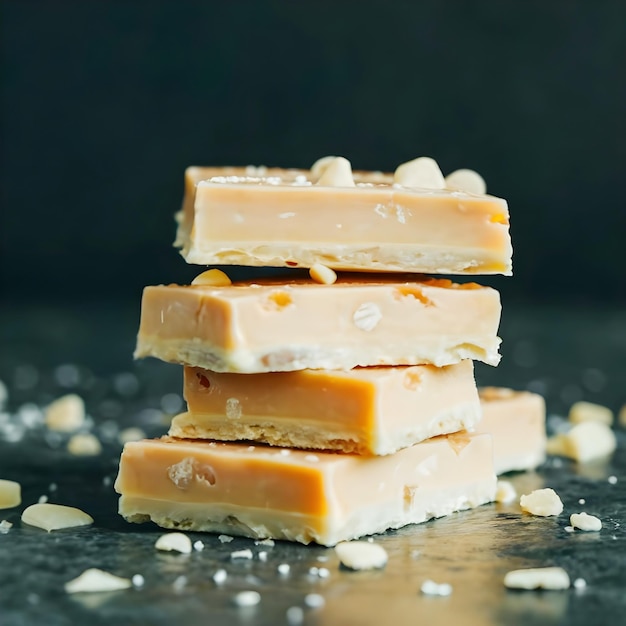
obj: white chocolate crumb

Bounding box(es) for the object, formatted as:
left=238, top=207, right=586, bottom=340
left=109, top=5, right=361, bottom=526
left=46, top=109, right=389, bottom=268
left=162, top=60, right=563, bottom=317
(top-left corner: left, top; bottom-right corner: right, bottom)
left=67, top=433, right=102, bottom=457
left=504, top=567, right=570, bottom=590
left=316, top=157, right=355, bottom=187
left=219, top=534, right=234, bottom=543
left=22, top=503, right=94, bottom=531
left=213, top=569, right=227, bottom=585
left=45, top=394, right=85, bottom=432
left=286, top=606, right=305, bottom=625
left=547, top=421, right=616, bottom=462
left=118, top=427, right=146, bottom=444
left=569, top=401, right=613, bottom=426
left=570, top=512, right=602, bottom=531
left=352, top=302, right=382, bottom=332
left=578, top=498, right=586, bottom=505
left=335, top=541, right=388, bottom=570
left=608, top=475, right=617, bottom=485
left=191, top=268, right=232, bottom=286
left=258, top=551, right=268, bottom=562
left=317, top=567, right=330, bottom=578
left=495, top=480, right=517, bottom=504
left=520, top=488, right=564, bottom=517
left=317, top=555, right=329, bottom=562
left=230, top=548, right=253, bottom=560
left=308, top=566, right=319, bottom=576
left=38, top=495, right=48, bottom=504
left=310, top=155, right=337, bottom=180
left=309, top=263, right=337, bottom=285
left=445, top=168, right=487, bottom=195
left=574, top=577, right=587, bottom=590
left=565, top=526, right=575, bottom=533
left=305, top=454, right=319, bottom=463
left=0, top=479, right=21, bottom=509
left=172, top=575, right=187, bottom=592
left=193, top=540, right=204, bottom=552
left=132, top=574, right=145, bottom=588
left=277, top=563, right=290, bottom=576
left=49, top=482, right=57, bottom=492
left=304, top=593, right=326, bottom=608
left=154, top=532, right=192, bottom=554
left=233, top=590, right=260, bottom=608
left=65, top=568, right=132, bottom=594
left=420, top=579, right=453, bottom=596
left=0, top=519, right=13, bottom=533
left=394, top=157, right=445, bottom=189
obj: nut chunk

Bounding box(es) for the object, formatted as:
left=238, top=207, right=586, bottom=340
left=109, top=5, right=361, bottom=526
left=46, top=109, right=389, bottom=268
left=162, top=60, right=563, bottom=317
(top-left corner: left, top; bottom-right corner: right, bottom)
left=570, top=512, right=602, bottom=531
left=520, top=488, right=563, bottom=517
left=21, top=503, right=94, bottom=531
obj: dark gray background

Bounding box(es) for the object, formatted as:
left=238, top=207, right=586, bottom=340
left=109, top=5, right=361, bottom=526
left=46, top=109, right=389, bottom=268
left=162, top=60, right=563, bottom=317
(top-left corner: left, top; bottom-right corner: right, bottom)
left=2, top=0, right=625, bottom=304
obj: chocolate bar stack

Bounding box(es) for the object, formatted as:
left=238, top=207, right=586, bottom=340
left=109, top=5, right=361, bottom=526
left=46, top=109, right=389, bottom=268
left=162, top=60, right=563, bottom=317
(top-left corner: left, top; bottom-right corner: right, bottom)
left=115, top=156, right=524, bottom=546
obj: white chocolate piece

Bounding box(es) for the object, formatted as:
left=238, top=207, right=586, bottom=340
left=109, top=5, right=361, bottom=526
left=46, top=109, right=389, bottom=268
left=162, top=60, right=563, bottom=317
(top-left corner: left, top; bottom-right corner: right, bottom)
left=309, top=263, right=337, bottom=285
left=478, top=388, right=546, bottom=474
left=154, top=532, right=192, bottom=554
left=570, top=512, right=602, bottom=531
left=136, top=276, right=502, bottom=373
left=519, top=488, right=563, bottom=517
left=172, top=361, right=481, bottom=455
left=316, top=157, right=355, bottom=187
left=115, top=432, right=497, bottom=546
left=0, top=479, right=21, bottom=509
left=233, top=590, right=261, bottom=607
left=504, top=567, right=570, bottom=590
left=310, top=155, right=337, bottom=180
left=21, top=503, right=94, bottom=531
left=394, top=157, right=445, bottom=189
left=420, top=580, right=453, bottom=596
left=191, top=268, right=232, bottom=286
left=495, top=480, right=517, bottom=504
left=547, top=421, right=616, bottom=462
left=65, top=569, right=132, bottom=594
left=335, top=541, right=388, bottom=570
left=445, top=169, right=487, bottom=195
left=45, top=394, right=85, bottom=432
left=568, top=401, right=613, bottom=426
left=67, top=433, right=102, bottom=456
left=175, top=166, right=512, bottom=275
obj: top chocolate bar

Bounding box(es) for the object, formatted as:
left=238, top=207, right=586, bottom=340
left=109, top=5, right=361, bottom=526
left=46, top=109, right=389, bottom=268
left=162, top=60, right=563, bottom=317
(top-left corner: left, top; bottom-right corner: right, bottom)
left=174, top=157, right=512, bottom=275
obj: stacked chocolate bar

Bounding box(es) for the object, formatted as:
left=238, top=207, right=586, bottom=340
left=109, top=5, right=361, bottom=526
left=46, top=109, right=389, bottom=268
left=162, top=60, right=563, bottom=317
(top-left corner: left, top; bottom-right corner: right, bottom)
left=115, top=157, right=517, bottom=546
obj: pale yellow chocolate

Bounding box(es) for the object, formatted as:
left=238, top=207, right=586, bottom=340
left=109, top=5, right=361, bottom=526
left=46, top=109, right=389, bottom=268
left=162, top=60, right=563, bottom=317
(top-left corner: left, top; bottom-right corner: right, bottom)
left=175, top=166, right=512, bottom=275
left=115, top=433, right=496, bottom=546
left=171, top=360, right=480, bottom=455
left=478, top=387, right=546, bottom=474
left=135, top=275, right=502, bottom=372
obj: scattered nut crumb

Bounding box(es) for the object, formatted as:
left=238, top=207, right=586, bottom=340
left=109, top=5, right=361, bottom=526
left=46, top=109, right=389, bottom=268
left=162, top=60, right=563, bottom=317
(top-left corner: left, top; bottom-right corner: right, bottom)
left=570, top=512, right=602, bottom=531
left=258, top=551, right=268, bottom=562
left=520, top=488, right=564, bottom=517
left=172, top=575, right=187, bottom=592
left=309, top=263, right=337, bottom=285
left=38, top=495, right=48, bottom=504
left=286, top=606, right=304, bottom=625
left=230, top=548, right=253, bottom=560
left=547, top=421, right=616, bottom=462
left=0, top=519, right=13, bottom=533
left=233, top=590, right=261, bottom=608
left=132, top=574, right=145, bottom=588
left=65, top=568, right=132, bottom=594
left=277, top=563, right=290, bottom=576
left=304, top=593, right=326, bottom=608
left=0, top=479, right=21, bottom=509
left=420, top=579, right=453, bottom=596
left=578, top=498, right=586, bottom=505
left=573, top=577, right=587, bottom=590
left=193, top=540, right=204, bottom=552
left=444, top=168, right=487, bottom=195
left=495, top=480, right=517, bottom=504
left=504, top=567, right=570, bottom=590
left=21, top=503, right=94, bottom=531
left=219, top=534, right=234, bottom=543
left=154, top=532, right=192, bottom=554
left=191, top=269, right=232, bottom=286
left=254, top=537, right=275, bottom=547
left=352, top=302, right=383, bottom=332
left=212, top=569, right=227, bottom=585
left=67, top=433, right=102, bottom=456
left=335, top=541, right=388, bottom=570
left=608, top=475, right=618, bottom=485
left=569, top=401, right=613, bottom=426
left=45, top=394, right=85, bottom=432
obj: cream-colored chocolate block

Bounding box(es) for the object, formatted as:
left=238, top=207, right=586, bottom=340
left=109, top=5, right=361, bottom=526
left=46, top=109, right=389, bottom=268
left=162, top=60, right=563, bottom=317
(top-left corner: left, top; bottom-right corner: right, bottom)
left=175, top=166, right=512, bottom=275
left=135, top=275, right=502, bottom=372
left=171, top=360, right=480, bottom=455
left=115, top=432, right=496, bottom=546
left=478, top=387, right=546, bottom=474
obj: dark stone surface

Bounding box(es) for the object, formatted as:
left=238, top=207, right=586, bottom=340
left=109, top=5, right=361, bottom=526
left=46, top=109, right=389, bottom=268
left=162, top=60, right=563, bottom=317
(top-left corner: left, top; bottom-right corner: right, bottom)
left=0, top=302, right=625, bottom=626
